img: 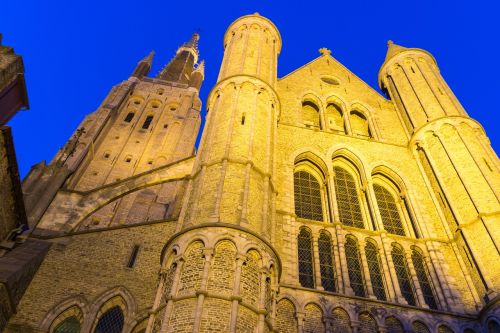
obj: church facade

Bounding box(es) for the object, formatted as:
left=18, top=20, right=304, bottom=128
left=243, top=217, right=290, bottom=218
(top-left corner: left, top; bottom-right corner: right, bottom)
left=3, top=13, right=500, bottom=333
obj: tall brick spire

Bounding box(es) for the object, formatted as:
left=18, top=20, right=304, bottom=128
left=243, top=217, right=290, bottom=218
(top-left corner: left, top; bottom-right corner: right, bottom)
left=157, top=33, right=200, bottom=84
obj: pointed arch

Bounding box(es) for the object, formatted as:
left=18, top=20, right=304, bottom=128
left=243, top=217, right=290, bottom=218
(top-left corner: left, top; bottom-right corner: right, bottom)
left=50, top=306, right=83, bottom=333
left=332, top=159, right=366, bottom=229
left=294, top=166, right=325, bottom=222
left=91, top=296, right=127, bottom=333
left=372, top=168, right=420, bottom=237
left=372, top=179, right=405, bottom=236
left=298, top=227, right=315, bottom=288
left=345, top=235, right=365, bottom=297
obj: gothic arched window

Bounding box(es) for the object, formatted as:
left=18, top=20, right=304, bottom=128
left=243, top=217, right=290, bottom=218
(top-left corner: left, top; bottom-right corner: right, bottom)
left=412, top=249, right=438, bottom=309
left=298, top=228, right=314, bottom=288
left=302, top=100, right=320, bottom=129
left=333, top=166, right=365, bottom=228
left=54, top=317, right=81, bottom=333
left=350, top=111, right=371, bottom=137
left=294, top=170, right=324, bottom=221
left=391, top=245, right=416, bottom=306
left=94, top=306, right=124, bottom=333
left=345, top=236, right=365, bottom=297
left=373, top=184, right=405, bottom=236
left=318, top=231, right=336, bottom=292
left=124, top=112, right=135, bottom=123
left=365, top=241, right=386, bottom=301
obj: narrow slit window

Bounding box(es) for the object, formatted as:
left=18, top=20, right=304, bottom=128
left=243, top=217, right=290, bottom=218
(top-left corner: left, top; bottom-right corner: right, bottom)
left=142, top=115, right=154, bottom=129
left=124, top=112, right=135, bottom=123
left=127, top=245, right=140, bottom=268
left=241, top=113, right=246, bottom=125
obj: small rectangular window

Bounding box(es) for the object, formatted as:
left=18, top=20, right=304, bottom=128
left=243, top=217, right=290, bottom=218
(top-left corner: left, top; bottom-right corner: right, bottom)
left=127, top=245, right=140, bottom=268
left=142, top=115, right=154, bottom=129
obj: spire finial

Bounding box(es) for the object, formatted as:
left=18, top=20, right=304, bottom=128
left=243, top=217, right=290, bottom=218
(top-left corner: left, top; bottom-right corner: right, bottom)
left=387, top=40, right=394, bottom=46
left=319, top=47, right=331, bottom=56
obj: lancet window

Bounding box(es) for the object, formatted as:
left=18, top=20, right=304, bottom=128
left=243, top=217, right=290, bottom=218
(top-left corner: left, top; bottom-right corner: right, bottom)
left=345, top=236, right=365, bottom=297
left=298, top=228, right=315, bottom=288
left=294, top=170, right=324, bottom=221
left=365, top=241, right=386, bottom=301
left=391, top=245, right=416, bottom=306
left=333, top=166, right=365, bottom=228
left=93, top=306, right=124, bottom=333
left=373, top=184, right=405, bottom=236
left=411, top=248, right=438, bottom=309
left=318, top=231, right=336, bottom=292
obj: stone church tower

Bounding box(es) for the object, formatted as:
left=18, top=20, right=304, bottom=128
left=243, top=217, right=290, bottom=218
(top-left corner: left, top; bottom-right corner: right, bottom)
left=2, top=13, right=500, bottom=333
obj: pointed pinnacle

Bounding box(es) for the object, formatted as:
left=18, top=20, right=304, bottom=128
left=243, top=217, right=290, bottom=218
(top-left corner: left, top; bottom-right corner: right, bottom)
left=195, top=60, right=205, bottom=75
left=140, top=50, right=154, bottom=66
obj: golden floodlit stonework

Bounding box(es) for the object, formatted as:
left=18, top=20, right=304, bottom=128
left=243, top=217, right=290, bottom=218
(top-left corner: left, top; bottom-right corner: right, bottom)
left=3, top=13, right=500, bottom=333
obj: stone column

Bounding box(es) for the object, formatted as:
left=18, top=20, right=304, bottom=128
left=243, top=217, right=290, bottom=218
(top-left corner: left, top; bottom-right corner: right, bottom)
left=336, top=226, right=353, bottom=295
left=405, top=249, right=428, bottom=308
left=192, top=249, right=214, bottom=332
left=257, top=269, right=269, bottom=332
left=229, top=254, right=246, bottom=332
left=366, top=180, right=384, bottom=231
left=376, top=237, right=396, bottom=302
left=159, top=258, right=185, bottom=333
left=358, top=240, right=376, bottom=299
left=327, top=169, right=340, bottom=223
left=312, top=231, right=324, bottom=290
left=380, top=234, right=407, bottom=304
left=296, top=312, right=305, bottom=333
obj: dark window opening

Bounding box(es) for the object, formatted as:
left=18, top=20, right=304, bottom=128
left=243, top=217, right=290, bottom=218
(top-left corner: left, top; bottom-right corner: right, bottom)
left=124, top=112, right=135, bottom=123
left=127, top=245, right=140, bottom=268
left=142, top=116, right=154, bottom=129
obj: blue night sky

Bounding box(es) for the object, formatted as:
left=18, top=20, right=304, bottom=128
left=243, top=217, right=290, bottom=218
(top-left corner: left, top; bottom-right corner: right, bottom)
left=2, top=1, right=495, bottom=177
